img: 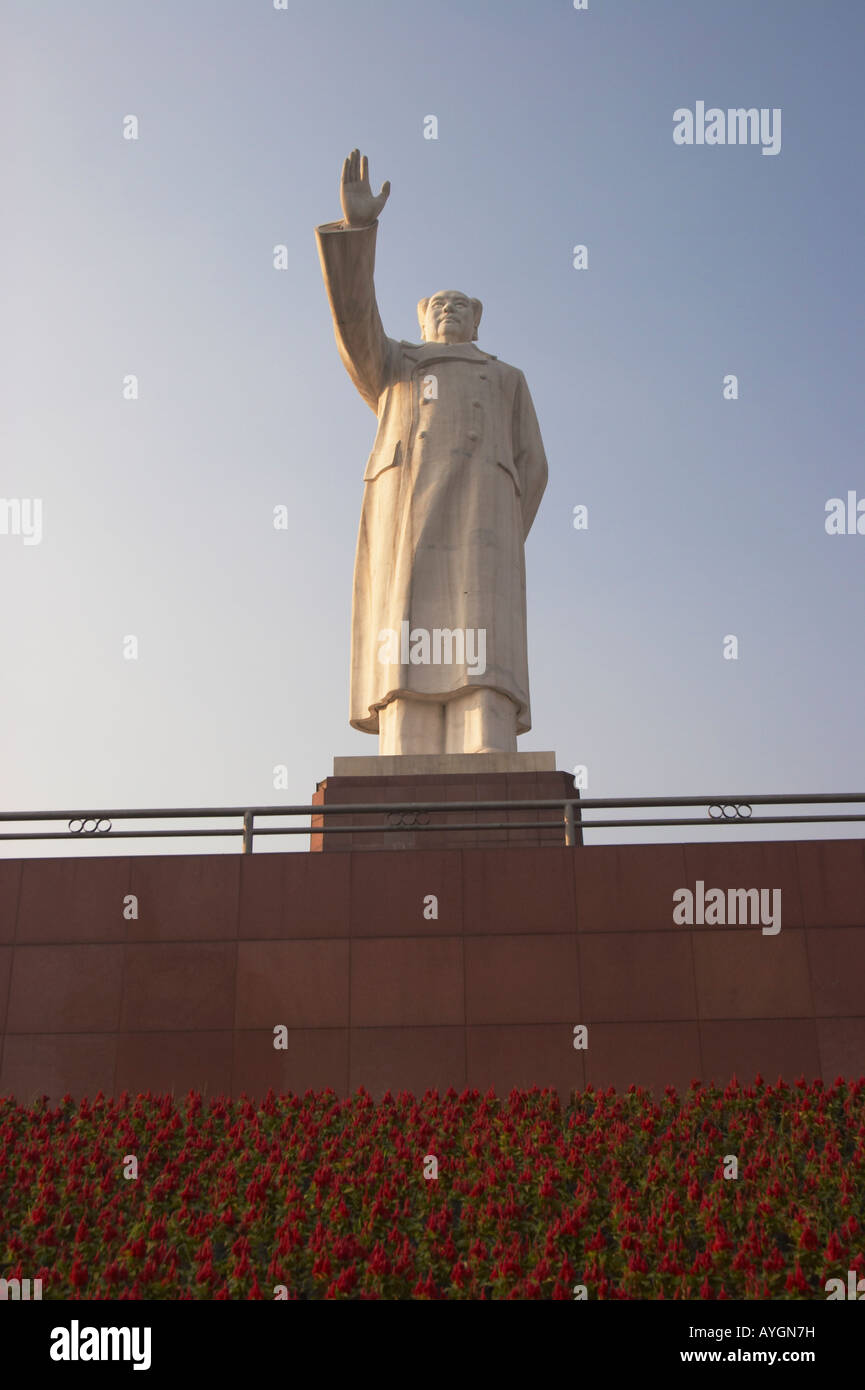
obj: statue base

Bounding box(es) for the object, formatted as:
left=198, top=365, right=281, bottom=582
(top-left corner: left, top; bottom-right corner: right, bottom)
left=311, top=753, right=579, bottom=852
left=333, top=751, right=556, bottom=777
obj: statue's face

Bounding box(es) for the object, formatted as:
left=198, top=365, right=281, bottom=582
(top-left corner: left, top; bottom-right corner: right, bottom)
left=423, top=290, right=476, bottom=344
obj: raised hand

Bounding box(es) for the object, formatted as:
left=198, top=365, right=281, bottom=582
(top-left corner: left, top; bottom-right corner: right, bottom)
left=340, top=149, right=391, bottom=228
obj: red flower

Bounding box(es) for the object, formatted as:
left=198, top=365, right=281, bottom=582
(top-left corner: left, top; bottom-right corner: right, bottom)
left=334, top=1264, right=357, bottom=1295
left=785, top=1263, right=810, bottom=1295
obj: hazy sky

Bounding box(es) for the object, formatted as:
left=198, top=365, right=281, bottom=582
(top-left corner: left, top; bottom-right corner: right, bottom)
left=2, top=0, right=863, bottom=855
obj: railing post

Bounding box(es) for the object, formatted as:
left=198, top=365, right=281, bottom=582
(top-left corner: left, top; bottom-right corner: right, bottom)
left=242, top=810, right=254, bottom=854
left=564, top=801, right=577, bottom=847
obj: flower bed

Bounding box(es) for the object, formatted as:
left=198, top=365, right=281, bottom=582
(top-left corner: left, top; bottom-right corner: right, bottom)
left=1, top=1079, right=862, bottom=1299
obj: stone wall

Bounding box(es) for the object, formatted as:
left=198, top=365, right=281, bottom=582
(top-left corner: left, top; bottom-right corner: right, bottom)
left=0, top=839, right=862, bottom=1102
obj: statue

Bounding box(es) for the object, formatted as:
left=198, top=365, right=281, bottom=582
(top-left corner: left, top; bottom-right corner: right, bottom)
left=316, top=151, right=548, bottom=756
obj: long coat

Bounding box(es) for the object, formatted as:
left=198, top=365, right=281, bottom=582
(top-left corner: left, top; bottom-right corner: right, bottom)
left=315, top=219, right=548, bottom=734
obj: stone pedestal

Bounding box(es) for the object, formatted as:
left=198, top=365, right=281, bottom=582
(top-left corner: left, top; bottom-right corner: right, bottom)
left=310, top=753, right=581, bottom=852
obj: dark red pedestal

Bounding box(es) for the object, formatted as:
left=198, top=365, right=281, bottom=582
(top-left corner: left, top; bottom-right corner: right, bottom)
left=310, top=770, right=581, bottom=851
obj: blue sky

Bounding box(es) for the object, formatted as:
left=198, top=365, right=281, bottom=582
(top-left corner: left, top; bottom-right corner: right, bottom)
left=2, top=0, right=863, bottom=854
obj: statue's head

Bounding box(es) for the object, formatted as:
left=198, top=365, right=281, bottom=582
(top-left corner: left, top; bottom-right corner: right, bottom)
left=417, top=290, right=482, bottom=344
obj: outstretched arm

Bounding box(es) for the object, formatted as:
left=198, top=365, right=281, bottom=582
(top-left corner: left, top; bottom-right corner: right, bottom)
left=315, top=150, right=395, bottom=411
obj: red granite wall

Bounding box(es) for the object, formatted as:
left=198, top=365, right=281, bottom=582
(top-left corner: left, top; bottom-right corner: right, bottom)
left=0, top=839, right=863, bottom=1102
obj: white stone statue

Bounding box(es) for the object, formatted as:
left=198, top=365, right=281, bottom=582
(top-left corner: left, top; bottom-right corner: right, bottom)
left=316, top=150, right=548, bottom=756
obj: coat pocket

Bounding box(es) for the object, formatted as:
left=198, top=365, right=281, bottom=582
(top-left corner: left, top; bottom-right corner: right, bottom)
left=363, top=438, right=402, bottom=482
left=495, top=455, right=522, bottom=497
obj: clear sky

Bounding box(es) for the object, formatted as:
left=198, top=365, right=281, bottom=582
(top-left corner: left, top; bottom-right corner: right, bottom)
left=2, top=0, right=863, bottom=855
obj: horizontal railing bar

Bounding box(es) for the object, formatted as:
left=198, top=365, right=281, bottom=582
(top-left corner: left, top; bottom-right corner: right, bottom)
left=2, top=813, right=864, bottom=846
left=0, top=829, right=241, bottom=842
left=307, top=822, right=560, bottom=834
left=269, top=813, right=865, bottom=832
left=0, top=793, right=863, bottom=823
left=0, top=821, right=560, bottom=842
left=561, top=813, right=865, bottom=829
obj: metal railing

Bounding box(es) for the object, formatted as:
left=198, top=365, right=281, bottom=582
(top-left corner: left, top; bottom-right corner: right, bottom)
left=0, top=793, right=863, bottom=852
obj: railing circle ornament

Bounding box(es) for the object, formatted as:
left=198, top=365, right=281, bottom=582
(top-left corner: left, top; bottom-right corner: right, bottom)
left=707, top=803, right=752, bottom=821
left=68, top=817, right=112, bottom=835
